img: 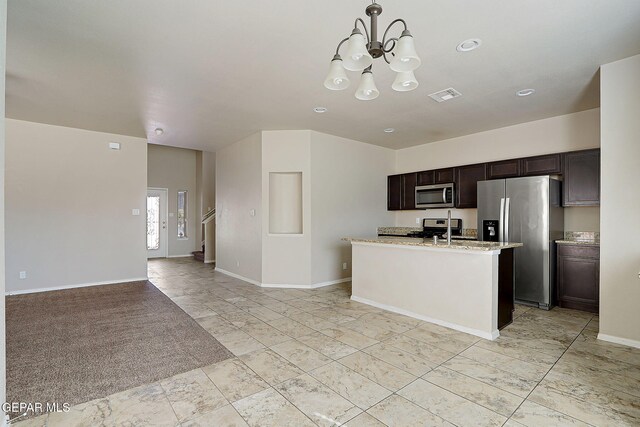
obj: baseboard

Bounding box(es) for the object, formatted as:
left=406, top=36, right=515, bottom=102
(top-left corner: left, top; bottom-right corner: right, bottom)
left=310, top=277, right=352, bottom=288
left=214, top=268, right=262, bottom=287
left=351, top=295, right=499, bottom=341
left=597, top=333, right=640, bottom=349
left=5, top=277, right=149, bottom=296
left=214, top=268, right=350, bottom=289
left=204, top=259, right=216, bottom=264
left=167, top=254, right=194, bottom=258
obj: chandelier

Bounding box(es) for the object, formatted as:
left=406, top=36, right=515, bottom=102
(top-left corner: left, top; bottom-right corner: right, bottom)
left=324, top=2, right=421, bottom=101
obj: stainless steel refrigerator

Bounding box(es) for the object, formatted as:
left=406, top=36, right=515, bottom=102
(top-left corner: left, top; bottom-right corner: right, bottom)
left=477, top=176, right=563, bottom=309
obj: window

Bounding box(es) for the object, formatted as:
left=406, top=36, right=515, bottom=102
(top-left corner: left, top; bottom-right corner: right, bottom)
left=177, top=190, right=188, bottom=238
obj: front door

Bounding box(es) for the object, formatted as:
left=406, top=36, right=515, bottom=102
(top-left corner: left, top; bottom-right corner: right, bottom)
left=147, top=188, right=168, bottom=258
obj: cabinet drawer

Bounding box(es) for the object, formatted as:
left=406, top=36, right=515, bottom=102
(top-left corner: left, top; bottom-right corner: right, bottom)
left=557, top=244, right=599, bottom=259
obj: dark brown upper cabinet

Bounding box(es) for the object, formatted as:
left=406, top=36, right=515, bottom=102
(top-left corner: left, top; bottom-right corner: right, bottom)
left=455, top=163, right=488, bottom=209
left=417, top=170, right=435, bottom=186
left=563, top=149, right=600, bottom=206
left=435, top=168, right=455, bottom=184
left=521, top=154, right=562, bottom=176
left=401, top=173, right=417, bottom=210
left=487, top=159, right=520, bottom=179
left=387, top=175, right=402, bottom=210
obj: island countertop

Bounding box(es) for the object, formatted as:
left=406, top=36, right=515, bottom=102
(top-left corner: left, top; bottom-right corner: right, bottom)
left=343, top=236, right=523, bottom=252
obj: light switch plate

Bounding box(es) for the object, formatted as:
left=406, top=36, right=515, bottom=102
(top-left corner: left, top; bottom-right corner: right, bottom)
left=169, top=212, right=174, bottom=217
left=19, top=271, right=27, bottom=279
left=132, top=209, right=140, bottom=216
left=109, top=142, right=121, bottom=150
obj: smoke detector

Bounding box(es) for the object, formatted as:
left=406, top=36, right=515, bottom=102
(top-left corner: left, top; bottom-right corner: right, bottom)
left=428, top=88, right=462, bottom=103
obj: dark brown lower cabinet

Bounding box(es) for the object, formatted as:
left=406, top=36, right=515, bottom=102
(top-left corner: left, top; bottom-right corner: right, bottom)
left=557, top=244, right=600, bottom=313
left=498, top=249, right=514, bottom=329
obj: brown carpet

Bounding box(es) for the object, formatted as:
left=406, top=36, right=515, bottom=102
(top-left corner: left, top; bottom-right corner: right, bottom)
left=6, top=281, right=233, bottom=418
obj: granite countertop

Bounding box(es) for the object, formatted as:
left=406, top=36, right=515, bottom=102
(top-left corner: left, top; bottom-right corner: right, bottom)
left=343, top=236, right=523, bottom=252
left=556, top=239, right=600, bottom=246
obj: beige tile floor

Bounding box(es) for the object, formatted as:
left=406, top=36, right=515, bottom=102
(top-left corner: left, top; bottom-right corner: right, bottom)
left=17, top=258, right=640, bottom=427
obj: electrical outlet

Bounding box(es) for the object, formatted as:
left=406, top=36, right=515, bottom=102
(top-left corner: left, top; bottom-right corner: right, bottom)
left=342, top=262, right=348, bottom=270
left=236, top=261, right=240, bottom=267
left=19, top=271, right=27, bottom=279
left=416, top=217, right=421, bottom=224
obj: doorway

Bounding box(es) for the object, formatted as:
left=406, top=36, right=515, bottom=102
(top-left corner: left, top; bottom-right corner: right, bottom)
left=147, top=188, right=168, bottom=258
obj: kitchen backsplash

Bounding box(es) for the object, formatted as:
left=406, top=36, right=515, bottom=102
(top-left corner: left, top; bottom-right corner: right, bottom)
left=564, top=231, right=600, bottom=241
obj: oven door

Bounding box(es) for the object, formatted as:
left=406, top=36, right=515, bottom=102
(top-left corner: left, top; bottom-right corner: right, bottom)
left=415, top=184, right=455, bottom=208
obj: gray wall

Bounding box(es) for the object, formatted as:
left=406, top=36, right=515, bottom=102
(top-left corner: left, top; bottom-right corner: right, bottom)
left=5, top=119, right=148, bottom=293
left=600, top=54, right=640, bottom=347
left=1, top=0, right=7, bottom=418
left=147, top=144, right=198, bottom=257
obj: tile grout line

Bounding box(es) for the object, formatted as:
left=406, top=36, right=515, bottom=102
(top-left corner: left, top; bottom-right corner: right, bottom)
left=501, top=312, right=597, bottom=427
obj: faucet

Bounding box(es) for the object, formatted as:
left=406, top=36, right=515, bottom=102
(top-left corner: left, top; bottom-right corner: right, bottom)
left=447, top=209, right=452, bottom=245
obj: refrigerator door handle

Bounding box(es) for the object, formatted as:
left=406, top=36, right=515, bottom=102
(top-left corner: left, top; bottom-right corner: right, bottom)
left=505, top=197, right=511, bottom=243
left=499, top=198, right=505, bottom=243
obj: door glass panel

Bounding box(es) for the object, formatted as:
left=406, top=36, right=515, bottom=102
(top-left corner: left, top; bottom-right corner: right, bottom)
left=147, top=196, right=160, bottom=250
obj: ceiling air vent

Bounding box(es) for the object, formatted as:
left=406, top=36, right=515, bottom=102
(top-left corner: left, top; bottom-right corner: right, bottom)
left=428, top=88, right=462, bottom=103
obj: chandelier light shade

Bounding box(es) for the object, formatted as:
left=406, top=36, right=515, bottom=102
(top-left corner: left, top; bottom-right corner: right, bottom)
left=324, top=2, right=421, bottom=100
left=343, top=29, right=374, bottom=71
left=355, top=69, right=379, bottom=101
left=389, top=31, right=421, bottom=72
left=324, top=56, right=351, bottom=90
left=391, top=70, right=419, bottom=92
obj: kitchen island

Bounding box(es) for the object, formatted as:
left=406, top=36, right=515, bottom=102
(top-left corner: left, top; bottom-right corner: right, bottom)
left=344, top=236, right=523, bottom=340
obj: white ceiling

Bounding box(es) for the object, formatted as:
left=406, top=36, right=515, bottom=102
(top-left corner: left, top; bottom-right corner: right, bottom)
left=6, top=1, right=640, bottom=151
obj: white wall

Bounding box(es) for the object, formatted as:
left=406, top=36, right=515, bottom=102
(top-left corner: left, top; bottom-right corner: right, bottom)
left=215, top=132, right=262, bottom=283
left=216, top=130, right=394, bottom=287
left=148, top=144, right=198, bottom=257
left=5, top=119, right=148, bottom=293
left=202, top=151, right=216, bottom=214
left=310, top=131, right=395, bottom=284
left=0, top=0, right=7, bottom=419
left=261, top=131, right=312, bottom=286
left=599, top=54, right=640, bottom=347
left=394, top=109, right=601, bottom=231
left=195, top=150, right=216, bottom=248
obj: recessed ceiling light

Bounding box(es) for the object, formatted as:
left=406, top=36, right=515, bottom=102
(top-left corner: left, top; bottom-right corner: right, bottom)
left=384, top=128, right=395, bottom=133
left=516, top=88, right=536, bottom=97
left=154, top=128, right=164, bottom=136
left=313, top=107, right=328, bottom=113
left=456, top=38, right=482, bottom=52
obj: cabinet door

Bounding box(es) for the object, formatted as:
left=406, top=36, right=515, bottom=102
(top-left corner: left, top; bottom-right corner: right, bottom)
left=563, top=149, right=600, bottom=206
left=435, top=168, right=455, bottom=184
left=557, top=245, right=599, bottom=313
left=521, top=154, right=562, bottom=176
left=401, top=173, right=417, bottom=210
left=387, top=175, right=402, bottom=210
left=487, top=159, right=520, bottom=179
left=455, top=163, right=487, bottom=208
left=417, top=170, right=435, bottom=186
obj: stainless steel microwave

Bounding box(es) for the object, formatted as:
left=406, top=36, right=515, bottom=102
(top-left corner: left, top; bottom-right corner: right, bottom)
left=415, top=183, right=455, bottom=208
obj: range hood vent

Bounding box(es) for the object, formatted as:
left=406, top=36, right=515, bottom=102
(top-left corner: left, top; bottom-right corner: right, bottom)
left=428, top=88, right=462, bottom=103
